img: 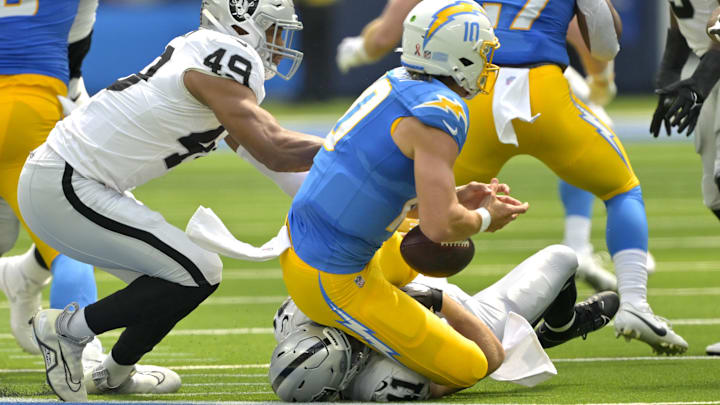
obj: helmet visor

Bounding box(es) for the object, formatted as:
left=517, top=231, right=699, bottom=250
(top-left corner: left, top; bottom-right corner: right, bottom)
left=474, top=38, right=500, bottom=95
left=256, top=13, right=304, bottom=80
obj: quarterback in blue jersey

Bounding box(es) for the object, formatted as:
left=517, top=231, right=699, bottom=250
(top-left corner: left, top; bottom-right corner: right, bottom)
left=281, top=0, right=529, bottom=396
left=337, top=0, right=688, bottom=356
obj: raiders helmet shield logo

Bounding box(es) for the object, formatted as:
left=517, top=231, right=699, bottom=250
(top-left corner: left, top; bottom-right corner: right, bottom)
left=229, top=0, right=259, bottom=23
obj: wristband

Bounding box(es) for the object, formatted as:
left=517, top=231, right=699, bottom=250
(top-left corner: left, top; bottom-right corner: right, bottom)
left=475, top=207, right=491, bottom=232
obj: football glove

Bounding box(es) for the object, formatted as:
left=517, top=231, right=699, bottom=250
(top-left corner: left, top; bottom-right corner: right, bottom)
left=400, top=283, right=443, bottom=312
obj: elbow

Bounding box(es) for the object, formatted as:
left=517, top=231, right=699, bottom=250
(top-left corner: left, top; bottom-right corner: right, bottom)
left=485, top=343, right=505, bottom=376
left=590, top=43, right=620, bottom=61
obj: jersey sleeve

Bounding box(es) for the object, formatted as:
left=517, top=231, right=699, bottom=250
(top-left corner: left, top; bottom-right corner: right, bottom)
left=180, top=30, right=266, bottom=104
left=407, top=88, right=469, bottom=150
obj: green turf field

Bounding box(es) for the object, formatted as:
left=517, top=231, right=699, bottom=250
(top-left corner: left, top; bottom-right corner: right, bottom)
left=1, top=140, right=719, bottom=403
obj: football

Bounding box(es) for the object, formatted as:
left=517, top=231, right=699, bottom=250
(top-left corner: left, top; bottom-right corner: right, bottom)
left=399, top=226, right=475, bottom=277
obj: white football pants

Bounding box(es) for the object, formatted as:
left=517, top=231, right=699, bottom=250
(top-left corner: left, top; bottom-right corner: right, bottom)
left=695, top=81, right=720, bottom=211
left=18, top=144, right=222, bottom=287
left=414, top=244, right=578, bottom=340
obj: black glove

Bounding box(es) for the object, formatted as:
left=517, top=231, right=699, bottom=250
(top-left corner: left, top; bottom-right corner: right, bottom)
left=650, top=91, right=675, bottom=137
left=400, top=283, right=443, bottom=312
left=660, top=79, right=703, bottom=136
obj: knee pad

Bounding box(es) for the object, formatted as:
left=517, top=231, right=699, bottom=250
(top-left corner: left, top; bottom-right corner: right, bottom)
left=540, top=244, right=578, bottom=278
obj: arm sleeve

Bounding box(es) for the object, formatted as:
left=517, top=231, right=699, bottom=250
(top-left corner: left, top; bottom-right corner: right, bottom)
left=576, top=0, right=620, bottom=61
left=67, top=0, right=98, bottom=79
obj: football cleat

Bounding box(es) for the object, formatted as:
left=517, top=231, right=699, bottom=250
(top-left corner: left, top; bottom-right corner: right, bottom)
left=614, top=303, right=688, bottom=355
left=85, top=364, right=182, bottom=395
left=0, top=248, right=51, bottom=354
left=32, top=303, right=92, bottom=402
left=536, top=291, right=619, bottom=348
left=706, top=342, right=720, bottom=356
left=575, top=251, right=617, bottom=292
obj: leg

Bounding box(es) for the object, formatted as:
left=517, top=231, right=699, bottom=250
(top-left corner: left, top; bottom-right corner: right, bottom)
left=513, top=65, right=686, bottom=354
left=559, top=180, right=617, bottom=292
left=281, top=236, right=492, bottom=389
left=18, top=153, right=221, bottom=399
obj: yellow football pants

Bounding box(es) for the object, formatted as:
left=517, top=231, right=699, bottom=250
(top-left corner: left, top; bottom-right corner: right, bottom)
left=0, top=74, right=66, bottom=266
left=454, top=64, right=639, bottom=201
left=280, top=231, right=489, bottom=388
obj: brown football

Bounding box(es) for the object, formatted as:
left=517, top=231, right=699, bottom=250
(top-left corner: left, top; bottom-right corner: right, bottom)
left=399, top=226, right=475, bottom=277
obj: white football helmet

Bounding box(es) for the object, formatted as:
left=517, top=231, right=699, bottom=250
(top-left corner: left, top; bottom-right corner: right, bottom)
left=269, top=323, right=354, bottom=402
left=343, top=351, right=430, bottom=402
left=200, top=0, right=303, bottom=80
left=401, top=0, right=499, bottom=97
left=272, top=296, right=312, bottom=343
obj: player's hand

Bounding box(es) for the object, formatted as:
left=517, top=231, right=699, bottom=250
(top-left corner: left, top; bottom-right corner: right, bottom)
left=57, top=77, right=90, bottom=117
left=480, top=179, right=529, bottom=232
left=650, top=92, right=674, bottom=137
left=662, top=79, right=704, bottom=136
left=456, top=179, right=511, bottom=210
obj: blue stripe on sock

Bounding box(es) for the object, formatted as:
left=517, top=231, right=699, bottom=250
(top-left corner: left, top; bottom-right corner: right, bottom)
left=559, top=180, right=595, bottom=218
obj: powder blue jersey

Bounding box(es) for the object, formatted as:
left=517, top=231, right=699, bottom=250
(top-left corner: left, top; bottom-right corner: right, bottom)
left=289, top=67, right=469, bottom=274
left=0, top=0, right=79, bottom=83
left=478, top=0, right=574, bottom=67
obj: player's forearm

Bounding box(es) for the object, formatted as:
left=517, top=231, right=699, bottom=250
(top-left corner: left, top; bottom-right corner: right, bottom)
left=656, top=22, right=692, bottom=88
left=567, top=18, right=610, bottom=76
left=363, top=0, right=419, bottom=60
left=226, top=105, right=321, bottom=172
left=576, top=0, right=621, bottom=61
left=439, top=294, right=505, bottom=376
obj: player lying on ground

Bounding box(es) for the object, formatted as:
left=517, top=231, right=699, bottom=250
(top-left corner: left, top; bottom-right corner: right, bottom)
left=16, top=0, right=322, bottom=401
left=270, top=244, right=620, bottom=401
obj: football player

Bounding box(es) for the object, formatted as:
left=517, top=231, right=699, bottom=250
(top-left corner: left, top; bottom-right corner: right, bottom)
left=338, top=0, right=685, bottom=355
left=336, top=1, right=629, bottom=294
left=279, top=0, right=533, bottom=397
left=0, top=0, right=99, bottom=354
left=650, top=0, right=720, bottom=357
left=16, top=0, right=321, bottom=401
left=272, top=244, right=620, bottom=401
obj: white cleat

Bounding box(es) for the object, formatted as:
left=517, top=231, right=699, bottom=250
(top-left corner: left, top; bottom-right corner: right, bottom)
left=706, top=342, right=720, bottom=356
left=576, top=251, right=617, bottom=292
left=614, top=303, right=688, bottom=355
left=0, top=248, right=51, bottom=354
left=85, top=364, right=182, bottom=395
left=32, top=303, right=92, bottom=402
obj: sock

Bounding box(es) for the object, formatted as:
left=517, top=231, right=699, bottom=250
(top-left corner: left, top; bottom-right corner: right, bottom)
left=542, top=277, right=578, bottom=329
left=33, top=246, right=48, bottom=269
left=49, top=254, right=97, bottom=309
left=563, top=215, right=593, bottom=257
left=613, top=249, right=649, bottom=308
left=18, top=246, right=51, bottom=286
left=65, top=306, right=96, bottom=339
left=604, top=186, right=648, bottom=255
left=102, top=352, right=135, bottom=387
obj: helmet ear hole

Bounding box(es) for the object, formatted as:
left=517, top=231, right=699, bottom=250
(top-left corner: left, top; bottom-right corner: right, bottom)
left=459, top=57, right=474, bottom=67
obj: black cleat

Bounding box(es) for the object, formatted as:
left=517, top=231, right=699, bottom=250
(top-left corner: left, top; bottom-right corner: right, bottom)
left=536, top=291, right=620, bottom=348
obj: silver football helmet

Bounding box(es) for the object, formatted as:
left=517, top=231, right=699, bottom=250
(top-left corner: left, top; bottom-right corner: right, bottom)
left=272, top=296, right=312, bottom=343
left=269, top=323, right=353, bottom=401
left=401, top=0, right=499, bottom=97
left=343, top=352, right=430, bottom=402
left=200, top=0, right=303, bottom=80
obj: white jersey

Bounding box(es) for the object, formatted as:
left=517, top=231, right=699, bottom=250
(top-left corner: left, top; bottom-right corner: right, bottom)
left=670, top=0, right=715, bottom=57
left=47, top=29, right=266, bottom=192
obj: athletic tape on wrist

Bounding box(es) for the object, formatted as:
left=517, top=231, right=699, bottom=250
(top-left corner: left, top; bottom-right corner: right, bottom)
left=475, top=207, right=491, bottom=232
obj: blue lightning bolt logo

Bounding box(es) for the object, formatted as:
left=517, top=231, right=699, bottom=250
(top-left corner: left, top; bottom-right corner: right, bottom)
left=318, top=275, right=401, bottom=362
left=424, top=1, right=484, bottom=49
left=570, top=96, right=629, bottom=168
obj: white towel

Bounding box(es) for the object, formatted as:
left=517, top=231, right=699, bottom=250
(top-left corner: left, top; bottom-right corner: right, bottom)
left=185, top=206, right=290, bottom=261
left=491, top=68, right=541, bottom=146
left=489, top=312, right=557, bottom=387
